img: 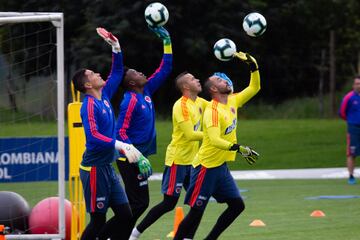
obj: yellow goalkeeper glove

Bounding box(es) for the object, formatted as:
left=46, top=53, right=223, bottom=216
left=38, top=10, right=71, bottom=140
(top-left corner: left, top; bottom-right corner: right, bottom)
left=230, top=143, right=259, bottom=165
left=233, top=51, right=258, bottom=72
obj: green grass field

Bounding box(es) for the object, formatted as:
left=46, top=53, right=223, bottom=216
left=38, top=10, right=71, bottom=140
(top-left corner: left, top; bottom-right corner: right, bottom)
left=0, top=119, right=347, bottom=172
left=2, top=179, right=359, bottom=240
left=0, top=119, right=358, bottom=239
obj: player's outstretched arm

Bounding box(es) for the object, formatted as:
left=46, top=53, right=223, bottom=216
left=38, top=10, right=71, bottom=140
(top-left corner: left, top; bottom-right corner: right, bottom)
left=229, top=143, right=259, bottom=165
left=146, top=26, right=173, bottom=94
left=232, top=51, right=261, bottom=107
left=148, top=25, right=172, bottom=53
left=96, top=27, right=124, bottom=98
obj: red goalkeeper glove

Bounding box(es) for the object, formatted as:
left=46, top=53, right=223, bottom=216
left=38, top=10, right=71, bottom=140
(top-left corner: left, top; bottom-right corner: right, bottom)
left=96, top=27, right=121, bottom=53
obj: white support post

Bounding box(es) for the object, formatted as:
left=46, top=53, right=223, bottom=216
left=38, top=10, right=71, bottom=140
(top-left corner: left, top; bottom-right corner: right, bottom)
left=0, top=12, right=66, bottom=240
left=56, top=13, right=66, bottom=240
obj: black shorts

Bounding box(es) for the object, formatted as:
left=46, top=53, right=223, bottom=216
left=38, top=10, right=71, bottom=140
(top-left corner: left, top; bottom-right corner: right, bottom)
left=116, top=159, right=149, bottom=208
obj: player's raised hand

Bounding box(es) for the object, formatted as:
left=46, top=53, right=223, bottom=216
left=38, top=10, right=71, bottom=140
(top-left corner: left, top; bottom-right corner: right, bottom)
left=233, top=51, right=258, bottom=72
left=230, top=144, right=259, bottom=165
left=148, top=26, right=171, bottom=45
left=96, top=27, right=121, bottom=53
left=137, top=155, right=153, bottom=179
left=115, top=141, right=142, bottom=163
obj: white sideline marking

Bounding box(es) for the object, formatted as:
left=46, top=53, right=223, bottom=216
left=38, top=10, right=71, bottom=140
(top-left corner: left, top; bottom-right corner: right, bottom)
left=148, top=168, right=360, bottom=180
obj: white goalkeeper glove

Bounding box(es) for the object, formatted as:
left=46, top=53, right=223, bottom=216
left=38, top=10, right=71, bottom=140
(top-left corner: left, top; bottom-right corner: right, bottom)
left=115, top=140, right=142, bottom=163
left=96, top=27, right=121, bottom=53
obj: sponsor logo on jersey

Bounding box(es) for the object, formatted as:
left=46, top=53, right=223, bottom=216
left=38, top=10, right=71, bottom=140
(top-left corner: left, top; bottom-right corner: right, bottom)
left=225, top=118, right=237, bottom=135
left=103, top=100, right=110, bottom=108
left=230, top=107, right=235, bottom=114
left=194, top=120, right=200, bottom=131
left=141, top=104, right=146, bottom=109
left=144, top=96, right=152, bottom=103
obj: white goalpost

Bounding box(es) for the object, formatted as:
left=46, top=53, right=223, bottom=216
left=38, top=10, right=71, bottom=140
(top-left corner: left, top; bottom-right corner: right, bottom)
left=0, top=12, right=65, bottom=240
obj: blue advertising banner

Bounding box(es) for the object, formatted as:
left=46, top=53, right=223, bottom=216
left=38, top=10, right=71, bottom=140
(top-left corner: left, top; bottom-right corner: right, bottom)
left=0, top=137, right=69, bottom=182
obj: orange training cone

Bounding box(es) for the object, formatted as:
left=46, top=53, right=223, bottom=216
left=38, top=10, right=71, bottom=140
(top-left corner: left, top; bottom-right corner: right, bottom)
left=167, top=207, right=185, bottom=238
left=249, top=219, right=266, bottom=227
left=310, top=210, right=325, bottom=217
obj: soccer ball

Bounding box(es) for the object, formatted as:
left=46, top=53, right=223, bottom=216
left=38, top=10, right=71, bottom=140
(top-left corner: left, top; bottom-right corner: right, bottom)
left=213, top=38, right=237, bottom=61
left=144, top=2, right=169, bottom=27
left=242, top=12, right=267, bottom=37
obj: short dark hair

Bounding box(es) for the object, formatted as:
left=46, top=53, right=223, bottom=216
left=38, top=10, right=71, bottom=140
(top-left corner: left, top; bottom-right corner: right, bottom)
left=203, top=77, right=213, bottom=95
left=175, top=71, right=188, bottom=92
left=72, top=69, right=87, bottom=93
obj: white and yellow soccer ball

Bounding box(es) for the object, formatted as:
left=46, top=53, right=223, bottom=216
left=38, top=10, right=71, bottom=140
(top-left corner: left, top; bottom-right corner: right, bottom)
left=242, top=12, right=267, bottom=37
left=144, top=2, right=169, bottom=27
left=213, top=38, right=237, bottom=61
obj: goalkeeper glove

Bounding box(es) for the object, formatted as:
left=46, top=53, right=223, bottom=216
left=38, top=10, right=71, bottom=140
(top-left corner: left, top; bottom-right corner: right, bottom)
left=212, top=72, right=234, bottom=94
left=115, top=141, right=142, bottom=163
left=96, top=27, right=121, bottom=53
left=137, top=155, right=153, bottom=179
left=233, top=51, right=258, bottom=72
left=148, top=26, right=171, bottom=45
left=230, top=144, right=259, bottom=165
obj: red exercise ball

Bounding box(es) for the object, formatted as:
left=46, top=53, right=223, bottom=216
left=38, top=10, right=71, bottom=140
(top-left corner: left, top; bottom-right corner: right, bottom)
left=29, top=197, right=72, bottom=240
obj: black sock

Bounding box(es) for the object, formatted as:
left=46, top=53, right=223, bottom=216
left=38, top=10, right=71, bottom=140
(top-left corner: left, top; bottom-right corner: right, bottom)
left=137, top=194, right=179, bottom=233
left=204, top=198, right=245, bottom=240
left=174, top=207, right=204, bottom=240
left=80, top=212, right=106, bottom=240
left=97, top=203, right=133, bottom=240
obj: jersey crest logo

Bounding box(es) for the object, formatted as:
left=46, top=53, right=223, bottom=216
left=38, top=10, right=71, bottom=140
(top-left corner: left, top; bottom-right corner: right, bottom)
left=225, top=118, right=237, bottom=135
left=354, top=100, right=358, bottom=105
left=144, top=96, right=152, bottom=103
left=102, top=109, right=106, bottom=114
left=199, top=107, right=202, bottom=114
left=230, top=107, right=235, bottom=114
left=97, top=202, right=104, bottom=209
left=103, top=100, right=110, bottom=108
left=196, top=200, right=203, bottom=206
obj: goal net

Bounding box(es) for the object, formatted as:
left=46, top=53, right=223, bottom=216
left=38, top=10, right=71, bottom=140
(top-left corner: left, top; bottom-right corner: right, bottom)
left=0, top=12, right=66, bottom=240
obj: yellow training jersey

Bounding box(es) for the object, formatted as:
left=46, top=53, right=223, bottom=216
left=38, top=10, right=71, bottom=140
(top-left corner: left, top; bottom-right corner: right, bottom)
left=196, top=70, right=261, bottom=168
left=165, top=96, right=208, bottom=166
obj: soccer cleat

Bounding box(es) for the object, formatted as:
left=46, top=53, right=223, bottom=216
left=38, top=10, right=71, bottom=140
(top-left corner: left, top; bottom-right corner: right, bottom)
left=348, top=176, right=356, bottom=185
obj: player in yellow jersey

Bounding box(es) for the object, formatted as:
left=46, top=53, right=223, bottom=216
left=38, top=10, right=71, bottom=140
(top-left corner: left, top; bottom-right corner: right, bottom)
left=174, top=52, right=260, bottom=240
left=129, top=72, right=208, bottom=239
